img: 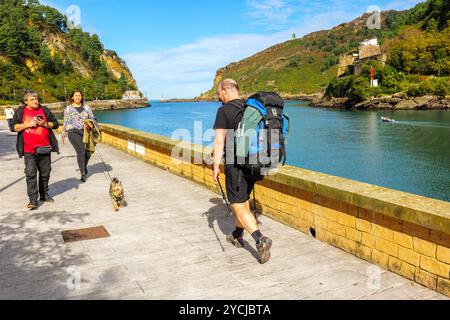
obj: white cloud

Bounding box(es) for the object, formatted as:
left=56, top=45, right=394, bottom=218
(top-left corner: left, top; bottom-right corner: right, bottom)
left=245, top=0, right=296, bottom=29
left=123, top=0, right=422, bottom=99
left=124, top=33, right=289, bottom=99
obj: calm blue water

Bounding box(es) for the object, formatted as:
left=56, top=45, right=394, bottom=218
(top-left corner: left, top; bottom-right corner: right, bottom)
left=96, top=101, right=450, bottom=203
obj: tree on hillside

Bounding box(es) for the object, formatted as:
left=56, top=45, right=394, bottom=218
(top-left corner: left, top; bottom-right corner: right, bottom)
left=0, top=1, right=37, bottom=59
left=388, top=26, right=450, bottom=75
left=68, top=28, right=104, bottom=69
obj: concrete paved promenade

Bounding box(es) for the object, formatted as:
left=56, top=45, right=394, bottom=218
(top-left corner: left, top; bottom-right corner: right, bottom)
left=0, top=123, right=447, bottom=300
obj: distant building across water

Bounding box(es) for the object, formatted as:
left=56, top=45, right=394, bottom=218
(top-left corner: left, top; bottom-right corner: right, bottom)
left=338, top=38, right=387, bottom=77
left=122, top=90, right=142, bottom=100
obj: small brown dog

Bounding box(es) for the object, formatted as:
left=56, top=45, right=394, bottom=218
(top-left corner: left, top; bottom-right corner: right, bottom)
left=110, top=178, right=125, bottom=212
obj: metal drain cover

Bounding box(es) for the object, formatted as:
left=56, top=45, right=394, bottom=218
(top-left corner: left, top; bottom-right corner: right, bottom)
left=62, top=226, right=111, bottom=243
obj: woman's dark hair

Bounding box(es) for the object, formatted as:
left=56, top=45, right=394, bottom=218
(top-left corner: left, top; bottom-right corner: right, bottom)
left=69, top=90, right=84, bottom=105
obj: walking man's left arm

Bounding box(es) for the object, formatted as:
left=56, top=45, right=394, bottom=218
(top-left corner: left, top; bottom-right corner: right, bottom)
left=213, top=129, right=226, bottom=182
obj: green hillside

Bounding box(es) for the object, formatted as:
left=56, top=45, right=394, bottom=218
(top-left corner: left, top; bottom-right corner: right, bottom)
left=0, top=0, right=138, bottom=105
left=201, top=0, right=450, bottom=100
left=326, top=0, right=450, bottom=102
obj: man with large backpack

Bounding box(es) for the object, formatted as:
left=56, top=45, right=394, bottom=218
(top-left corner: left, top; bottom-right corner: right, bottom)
left=212, top=79, right=273, bottom=264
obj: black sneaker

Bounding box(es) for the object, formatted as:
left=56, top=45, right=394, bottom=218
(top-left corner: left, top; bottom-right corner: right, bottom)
left=40, top=194, right=55, bottom=203
left=257, top=236, right=273, bottom=264
left=226, top=234, right=245, bottom=248
left=27, top=201, right=38, bottom=211
left=80, top=175, right=87, bottom=183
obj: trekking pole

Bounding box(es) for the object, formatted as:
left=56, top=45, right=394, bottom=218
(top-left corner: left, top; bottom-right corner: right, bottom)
left=253, top=189, right=258, bottom=219
left=217, top=179, right=232, bottom=217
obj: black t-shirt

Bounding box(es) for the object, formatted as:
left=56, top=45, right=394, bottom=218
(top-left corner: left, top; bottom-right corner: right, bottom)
left=213, top=99, right=244, bottom=130
left=213, top=99, right=244, bottom=165
left=75, top=106, right=84, bottom=114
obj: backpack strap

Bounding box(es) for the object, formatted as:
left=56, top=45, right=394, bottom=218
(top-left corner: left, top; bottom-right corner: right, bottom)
left=228, top=101, right=245, bottom=130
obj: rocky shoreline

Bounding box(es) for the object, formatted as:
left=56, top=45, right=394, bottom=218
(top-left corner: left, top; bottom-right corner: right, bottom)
left=149, top=94, right=449, bottom=111
left=171, top=93, right=325, bottom=104
left=0, top=98, right=150, bottom=114
left=310, top=94, right=450, bottom=110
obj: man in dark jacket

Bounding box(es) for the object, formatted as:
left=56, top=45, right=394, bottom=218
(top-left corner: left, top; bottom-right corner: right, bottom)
left=11, top=90, right=60, bottom=210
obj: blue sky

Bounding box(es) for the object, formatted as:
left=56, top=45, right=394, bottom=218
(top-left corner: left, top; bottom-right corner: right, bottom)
left=43, top=0, right=424, bottom=99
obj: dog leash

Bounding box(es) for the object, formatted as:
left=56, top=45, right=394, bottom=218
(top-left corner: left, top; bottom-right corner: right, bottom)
left=97, top=150, right=113, bottom=183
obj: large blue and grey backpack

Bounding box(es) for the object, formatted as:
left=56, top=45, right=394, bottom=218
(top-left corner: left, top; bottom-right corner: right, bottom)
left=234, top=92, right=290, bottom=175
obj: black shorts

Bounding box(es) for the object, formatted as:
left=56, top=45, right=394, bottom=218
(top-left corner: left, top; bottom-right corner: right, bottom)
left=225, top=165, right=262, bottom=205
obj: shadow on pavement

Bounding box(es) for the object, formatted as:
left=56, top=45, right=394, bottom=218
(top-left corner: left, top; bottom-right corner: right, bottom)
left=202, top=198, right=260, bottom=262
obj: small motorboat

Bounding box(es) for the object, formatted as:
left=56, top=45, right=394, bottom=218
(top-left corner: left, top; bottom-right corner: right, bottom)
left=381, top=117, right=396, bottom=123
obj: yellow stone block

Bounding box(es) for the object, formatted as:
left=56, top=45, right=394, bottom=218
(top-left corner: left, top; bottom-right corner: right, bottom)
left=398, top=247, right=420, bottom=267
left=315, top=216, right=328, bottom=229
left=388, top=256, right=415, bottom=281
left=297, top=219, right=310, bottom=233
left=361, top=233, right=376, bottom=248
left=393, top=232, right=413, bottom=249
left=280, top=203, right=293, bottom=215
left=420, top=256, right=450, bottom=278
left=356, top=219, right=372, bottom=233
left=300, top=210, right=314, bottom=226
left=437, top=278, right=450, bottom=297
left=267, top=200, right=280, bottom=211
left=169, top=166, right=182, bottom=175
left=345, top=227, right=362, bottom=242
left=325, top=232, right=339, bottom=247
left=296, top=198, right=314, bottom=213
left=357, top=244, right=373, bottom=262
left=339, top=237, right=357, bottom=255
left=415, top=269, right=437, bottom=290
left=437, top=246, right=450, bottom=265
left=312, top=204, right=325, bottom=217
left=316, top=229, right=329, bottom=242
left=192, top=176, right=204, bottom=184
left=372, top=224, right=394, bottom=242
left=413, top=237, right=437, bottom=258
left=337, top=213, right=356, bottom=228
left=323, top=207, right=338, bottom=222
left=253, top=184, right=264, bottom=195
left=275, top=192, right=290, bottom=204
left=375, top=238, right=398, bottom=257
left=328, top=221, right=346, bottom=237
left=291, top=205, right=299, bottom=217
left=263, top=187, right=273, bottom=198
left=260, top=196, right=271, bottom=207
left=372, top=249, right=389, bottom=269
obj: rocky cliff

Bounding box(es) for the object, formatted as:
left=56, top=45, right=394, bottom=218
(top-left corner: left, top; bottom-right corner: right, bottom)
left=0, top=0, right=139, bottom=104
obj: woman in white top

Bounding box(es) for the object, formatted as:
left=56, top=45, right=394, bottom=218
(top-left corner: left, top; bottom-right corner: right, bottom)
left=61, top=90, right=97, bottom=182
